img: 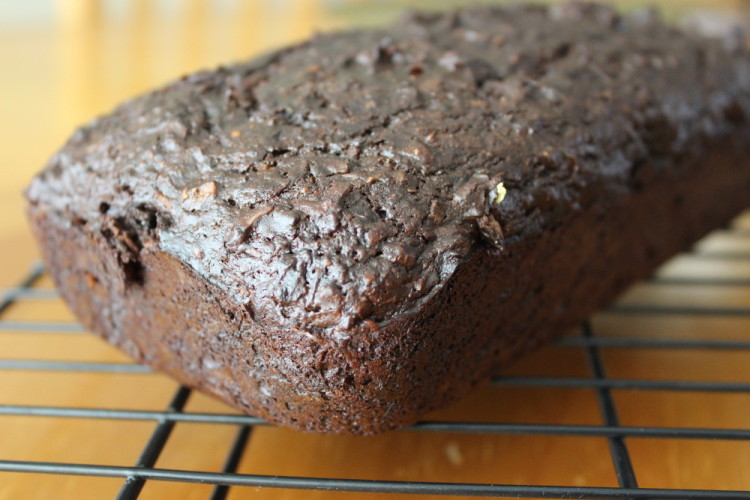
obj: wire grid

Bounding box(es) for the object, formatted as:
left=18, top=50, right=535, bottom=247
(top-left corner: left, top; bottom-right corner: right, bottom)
left=1, top=225, right=750, bottom=499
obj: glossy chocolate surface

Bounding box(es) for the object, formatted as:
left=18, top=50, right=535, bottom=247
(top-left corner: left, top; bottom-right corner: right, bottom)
left=25, top=3, right=750, bottom=433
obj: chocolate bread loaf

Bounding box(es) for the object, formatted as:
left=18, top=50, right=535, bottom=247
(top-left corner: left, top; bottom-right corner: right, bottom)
left=26, top=2, right=750, bottom=434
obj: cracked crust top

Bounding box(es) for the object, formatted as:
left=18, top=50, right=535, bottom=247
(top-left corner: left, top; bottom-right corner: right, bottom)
left=25, top=3, right=750, bottom=337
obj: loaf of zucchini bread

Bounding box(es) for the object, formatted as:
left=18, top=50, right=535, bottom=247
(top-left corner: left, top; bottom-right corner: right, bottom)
left=26, top=2, right=750, bottom=433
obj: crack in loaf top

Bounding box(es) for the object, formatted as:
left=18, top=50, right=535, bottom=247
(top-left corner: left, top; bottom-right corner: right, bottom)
left=26, top=3, right=750, bottom=336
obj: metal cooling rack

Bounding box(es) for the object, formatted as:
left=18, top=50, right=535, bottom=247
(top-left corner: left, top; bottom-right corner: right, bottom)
left=1, top=224, right=750, bottom=499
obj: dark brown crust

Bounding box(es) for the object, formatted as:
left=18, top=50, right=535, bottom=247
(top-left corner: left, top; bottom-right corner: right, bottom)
left=27, top=134, right=750, bottom=433
left=25, top=3, right=750, bottom=433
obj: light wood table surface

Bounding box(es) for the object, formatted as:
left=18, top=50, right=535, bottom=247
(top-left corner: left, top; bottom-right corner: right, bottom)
left=1, top=1, right=750, bottom=499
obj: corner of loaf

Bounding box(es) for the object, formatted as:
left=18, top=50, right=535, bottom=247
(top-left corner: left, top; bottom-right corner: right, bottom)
left=25, top=1, right=750, bottom=434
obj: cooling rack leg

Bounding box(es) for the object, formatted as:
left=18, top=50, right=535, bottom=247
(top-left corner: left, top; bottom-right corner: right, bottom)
left=115, top=386, right=192, bottom=500
left=583, top=322, right=639, bottom=496
left=0, top=262, right=45, bottom=315
left=209, top=425, right=253, bottom=500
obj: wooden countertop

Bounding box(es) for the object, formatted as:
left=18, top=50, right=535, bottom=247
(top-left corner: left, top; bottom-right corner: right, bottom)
left=1, top=2, right=750, bottom=499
